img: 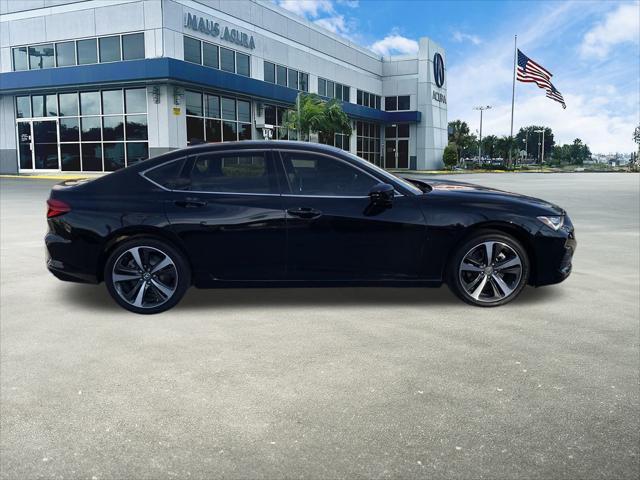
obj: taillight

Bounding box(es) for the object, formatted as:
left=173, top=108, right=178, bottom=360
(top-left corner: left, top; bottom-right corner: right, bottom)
left=46, top=198, right=71, bottom=218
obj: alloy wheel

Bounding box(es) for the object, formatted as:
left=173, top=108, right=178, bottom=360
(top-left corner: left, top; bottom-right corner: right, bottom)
left=458, top=241, right=523, bottom=303
left=111, top=246, right=178, bottom=309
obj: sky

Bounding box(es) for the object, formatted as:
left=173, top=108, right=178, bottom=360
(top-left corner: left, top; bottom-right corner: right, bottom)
left=274, top=0, right=640, bottom=154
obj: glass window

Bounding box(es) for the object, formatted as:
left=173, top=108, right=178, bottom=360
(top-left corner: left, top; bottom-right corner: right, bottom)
left=81, top=143, right=102, bottom=171
left=264, top=105, right=276, bottom=126
left=102, top=116, right=124, bottom=140
left=81, top=117, right=101, bottom=141
left=126, top=142, right=148, bottom=166
left=343, top=86, right=350, bottom=102
left=375, top=95, right=381, bottom=110
left=145, top=158, right=186, bottom=187
left=59, top=118, right=79, bottom=142
left=357, top=90, right=363, bottom=105
left=281, top=153, right=376, bottom=196
left=185, top=91, right=202, bottom=116
left=203, top=43, right=219, bottom=68
left=205, top=94, right=220, bottom=118
left=125, top=115, right=148, bottom=140
left=237, top=100, right=251, bottom=123
left=264, top=61, right=275, bottom=83
left=238, top=123, right=251, bottom=141
left=55, top=41, right=76, bottom=67
left=16, top=96, right=31, bottom=118
left=335, top=85, right=342, bottom=101
left=385, top=125, right=397, bottom=138
left=318, top=78, right=326, bottom=97
left=220, top=47, right=235, bottom=72
left=288, top=69, right=298, bottom=90
left=187, top=153, right=271, bottom=193
left=222, top=121, right=237, bottom=141
left=31, top=96, right=45, bottom=117
left=326, top=81, right=335, bottom=98
left=236, top=53, right=250, bottom=76
left=102, top=90, right=123, bottom=115
left=299, top=72, right=309, bottom=92
left=397, top=124, right=410, bottom=137
left=60, top=144, right=81, bottom=171
left=385, top=96, right=397, bottom=111
left=58, top=93, right=78, bottom=116
left=77, top=39, right=98, bottom=65
left=80, top=91, right=101, bottom=115
left=186, top=117, right=204, bottom=145
left=398, top=95, right=410, bottom=110
left=13, top=47, right=29, bottom=71
left=122, top=33, right=145, bottom=60
left=125, top=88, right=146, bottom=113
left=104, top=143, right=125, bottom=171
left=221, top=97, right=236, bottom=120
left=205, top=119, right=222, bottom=143
left=45, top=94, right=57, bottom=116
left=183, top=36, right=202, bottom=64
left=28, top=44, right=54, bottom=70
left=99, top=36, right=121, bottom=62
left=276, top=65, right=287, bottom=86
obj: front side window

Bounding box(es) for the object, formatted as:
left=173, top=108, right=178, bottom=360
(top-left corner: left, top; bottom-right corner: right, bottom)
left=186, top=152, right=274, bottom=194
left=281, top=153, right=377, bottom=197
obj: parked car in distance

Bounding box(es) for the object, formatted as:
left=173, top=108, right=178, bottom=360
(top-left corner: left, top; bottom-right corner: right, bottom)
left=45, top=141, right=576, bottom=314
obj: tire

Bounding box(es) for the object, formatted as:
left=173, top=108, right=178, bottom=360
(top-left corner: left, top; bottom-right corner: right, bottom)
left=447, top=230, right=529, bottom=307
left=104, top=237, right=191, bottom=314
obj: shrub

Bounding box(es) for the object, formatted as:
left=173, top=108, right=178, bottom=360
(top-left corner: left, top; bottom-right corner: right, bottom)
left=443, top=143, right=458, bottom=170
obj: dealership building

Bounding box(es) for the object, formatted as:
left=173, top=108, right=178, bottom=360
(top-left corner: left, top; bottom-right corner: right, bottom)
left=0, top=0, right=447, bottom=174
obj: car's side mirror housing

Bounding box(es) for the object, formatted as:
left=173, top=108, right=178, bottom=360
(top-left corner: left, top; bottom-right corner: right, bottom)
left=369, top=183, right=394, bottom=206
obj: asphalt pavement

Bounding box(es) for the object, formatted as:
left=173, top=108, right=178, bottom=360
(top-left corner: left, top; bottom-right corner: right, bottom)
left=1, top=173, right=638, bottom=479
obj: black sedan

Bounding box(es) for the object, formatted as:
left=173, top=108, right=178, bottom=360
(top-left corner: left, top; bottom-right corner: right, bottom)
left=45, top=141, right=576, bottom=314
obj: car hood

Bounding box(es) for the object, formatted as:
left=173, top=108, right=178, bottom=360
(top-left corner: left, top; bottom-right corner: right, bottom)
left=403, top=176, right=565, bottom=215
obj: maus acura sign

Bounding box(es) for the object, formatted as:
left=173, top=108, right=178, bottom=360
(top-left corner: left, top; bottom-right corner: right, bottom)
left=184, top=12, right=256, bottom=50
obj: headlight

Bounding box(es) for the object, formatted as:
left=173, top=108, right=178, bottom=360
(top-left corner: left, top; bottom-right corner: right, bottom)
left=537, top=215, right=564, bottom=231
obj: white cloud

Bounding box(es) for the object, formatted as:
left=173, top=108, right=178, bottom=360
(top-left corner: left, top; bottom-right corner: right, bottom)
left=315, top=15, right=350, bottom=36
left=277, top=0, right=334, bottom=18
left=580, top=3, right=640, bottom=59
left=336, top=0, right=359, bottom=7
left=452, top=31, right=481, bottom=45
left=369, top=34, right=419, bottom=56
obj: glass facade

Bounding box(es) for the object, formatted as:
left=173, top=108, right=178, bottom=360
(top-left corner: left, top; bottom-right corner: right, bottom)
left=264, top=104, right=307, bottom=141
left=356, top=121, right=381, bottom=165
left=357, top=90, right=381, bottom=110
left=12, top=33, right=144, bottom=71
left=385, top=95, right=410, bottom=111
left=185, top=90, right=252, bottom=145
left=318, top=78, right=350, bottom=102
left=15, top=88, right=149, bottom=171
left=263, top=61, right=309, bottom=92
left=183, top=36, right=250, bottom=77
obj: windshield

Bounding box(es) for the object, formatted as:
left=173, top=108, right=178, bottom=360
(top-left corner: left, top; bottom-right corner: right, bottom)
left=344, top=151, right=424, bottom=195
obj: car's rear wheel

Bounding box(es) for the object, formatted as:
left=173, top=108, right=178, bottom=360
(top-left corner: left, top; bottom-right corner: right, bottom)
left=447, top=231, right=529, bottom=307
left=104, top=237, right=190, bottom=314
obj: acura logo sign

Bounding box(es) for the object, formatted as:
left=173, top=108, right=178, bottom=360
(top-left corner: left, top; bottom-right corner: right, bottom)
left=433, top=52, right=445, bottom=88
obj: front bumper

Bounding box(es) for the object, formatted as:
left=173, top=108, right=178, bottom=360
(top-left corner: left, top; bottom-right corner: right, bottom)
left=531, top=219, right=577, bottom=286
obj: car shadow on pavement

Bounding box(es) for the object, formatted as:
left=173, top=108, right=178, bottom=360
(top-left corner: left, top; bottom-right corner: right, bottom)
left=60, top=282, right=564, bottom=312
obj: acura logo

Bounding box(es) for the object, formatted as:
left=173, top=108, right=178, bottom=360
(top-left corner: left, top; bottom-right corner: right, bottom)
left=433, top=52, right=445, bottom=88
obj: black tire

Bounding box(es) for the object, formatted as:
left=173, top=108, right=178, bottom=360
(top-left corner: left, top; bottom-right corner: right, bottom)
left=447, top=230, right=530, bottom=307
left=104, top=237, right=190, bottom=314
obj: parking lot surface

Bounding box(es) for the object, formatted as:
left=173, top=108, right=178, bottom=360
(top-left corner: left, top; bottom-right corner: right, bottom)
left=1, top=173, right=639, bottom=479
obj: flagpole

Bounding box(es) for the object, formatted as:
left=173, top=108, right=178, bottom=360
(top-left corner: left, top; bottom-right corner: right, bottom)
left=509, top=34, right=517, bottom=167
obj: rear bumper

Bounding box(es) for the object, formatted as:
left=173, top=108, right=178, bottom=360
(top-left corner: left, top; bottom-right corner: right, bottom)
left=45, top=233, right=99, bottom=284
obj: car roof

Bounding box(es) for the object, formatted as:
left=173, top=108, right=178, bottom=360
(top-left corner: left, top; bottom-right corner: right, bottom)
left=180, top=140, right=346, bottom=156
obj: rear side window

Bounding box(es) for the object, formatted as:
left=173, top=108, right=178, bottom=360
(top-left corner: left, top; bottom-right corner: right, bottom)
left=186, top=152, right=276, bottom=194
left=145, top=158, right=188, bottom=189
left=281, top=153, right=377, bottom=196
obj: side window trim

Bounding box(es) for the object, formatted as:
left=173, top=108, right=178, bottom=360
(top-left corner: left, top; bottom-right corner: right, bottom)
left=276, top=149, right=383, bottom=198
left=139, top=156, right=188, bottom=191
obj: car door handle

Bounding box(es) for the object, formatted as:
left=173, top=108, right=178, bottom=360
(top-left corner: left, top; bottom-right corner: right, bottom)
left=287, top=207, right=322, bottom=219
left=174, top=198, right=207, bottom=208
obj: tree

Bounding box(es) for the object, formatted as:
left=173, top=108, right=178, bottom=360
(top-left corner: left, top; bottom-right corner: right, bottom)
left=569, top=138, right=591, bottom=166
left=516, top=126, right=555, bottom=161
left=284, top=93, right=352, bottom=142
left=633, top=125, right=640, bottom=150
left=481, top=135, right=498, bottom=158
left=443, top=143, right=458, bottom=170
left=448, top=120, right=477, bottom=159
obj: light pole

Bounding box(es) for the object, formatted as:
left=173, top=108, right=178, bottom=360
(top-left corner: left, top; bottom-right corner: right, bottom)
left=473, top=105, right=492, bottom=161
left=535, top=128, right=545, bottom=164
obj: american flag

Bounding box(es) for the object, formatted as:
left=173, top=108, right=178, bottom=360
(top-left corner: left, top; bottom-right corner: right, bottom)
left=517, top=49, right=566, bottom=109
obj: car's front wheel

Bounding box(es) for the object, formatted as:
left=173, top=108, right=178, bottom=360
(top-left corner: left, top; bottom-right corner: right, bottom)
left=104, top=237, right=190, bottom=314
left=447, top=231, right=529, bottom=307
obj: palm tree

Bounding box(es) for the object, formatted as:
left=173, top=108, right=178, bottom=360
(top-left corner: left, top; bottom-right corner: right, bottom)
left=284, top=93, right=352, bottom=143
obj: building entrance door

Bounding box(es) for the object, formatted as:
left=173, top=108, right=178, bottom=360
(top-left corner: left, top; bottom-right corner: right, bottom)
left=17, top=119, right=60, bottom=171
left=384, top=124, right=410, bottom=169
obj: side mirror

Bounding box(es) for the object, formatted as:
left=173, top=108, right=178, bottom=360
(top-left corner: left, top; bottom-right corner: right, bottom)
left=369, top=182, right=394, bottom=206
